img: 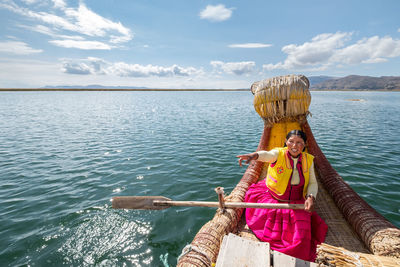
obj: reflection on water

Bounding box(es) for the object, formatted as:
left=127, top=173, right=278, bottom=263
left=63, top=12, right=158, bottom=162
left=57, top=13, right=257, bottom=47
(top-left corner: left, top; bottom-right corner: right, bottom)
left=59, top=207, right=152, bottom=266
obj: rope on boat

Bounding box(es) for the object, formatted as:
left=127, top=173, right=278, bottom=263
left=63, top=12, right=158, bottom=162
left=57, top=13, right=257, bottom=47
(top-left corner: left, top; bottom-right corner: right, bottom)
left=178, top=244, right=213, bottom=267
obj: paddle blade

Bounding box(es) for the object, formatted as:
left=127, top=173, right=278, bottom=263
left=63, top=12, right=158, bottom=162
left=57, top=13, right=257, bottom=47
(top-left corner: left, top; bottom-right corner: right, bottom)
left=111, top=196, right=171, bottom=210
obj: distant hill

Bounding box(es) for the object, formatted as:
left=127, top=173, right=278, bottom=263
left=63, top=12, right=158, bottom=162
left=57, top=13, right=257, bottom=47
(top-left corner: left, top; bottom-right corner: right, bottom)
left=27, top=76, right=400, bottom=91
left=310, top=75, right=400, bottom=90
left=308, top=76, right=337, bottom=87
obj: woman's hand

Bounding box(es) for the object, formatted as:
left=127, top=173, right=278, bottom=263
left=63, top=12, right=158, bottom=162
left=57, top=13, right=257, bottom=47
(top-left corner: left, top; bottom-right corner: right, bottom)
left=304, top=195, right=315, bottom=212
left=236, top=152, right=258, bottom=167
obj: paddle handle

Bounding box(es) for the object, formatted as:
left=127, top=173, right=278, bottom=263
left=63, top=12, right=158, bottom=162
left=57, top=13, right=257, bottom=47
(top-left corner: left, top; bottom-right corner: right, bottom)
left=111, top=196, right=305, bottom=210
left=154, top=200, right=304, bottom=210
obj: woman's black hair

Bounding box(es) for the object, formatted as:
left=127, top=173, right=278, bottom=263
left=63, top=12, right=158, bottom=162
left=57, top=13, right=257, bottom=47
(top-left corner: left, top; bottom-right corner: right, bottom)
left=284, top=130, right=307, bottom=151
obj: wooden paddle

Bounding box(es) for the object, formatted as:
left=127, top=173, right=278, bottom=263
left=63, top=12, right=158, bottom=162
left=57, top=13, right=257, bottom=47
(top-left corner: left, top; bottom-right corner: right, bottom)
left=111, top=196, right=305, bottom=210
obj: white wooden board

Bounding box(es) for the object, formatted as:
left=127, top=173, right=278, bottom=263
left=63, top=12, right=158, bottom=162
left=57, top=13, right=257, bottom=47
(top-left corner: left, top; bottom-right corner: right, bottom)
left=273, top=251, right=317, bottom=267
left=215, top=233, right=270, bottom=267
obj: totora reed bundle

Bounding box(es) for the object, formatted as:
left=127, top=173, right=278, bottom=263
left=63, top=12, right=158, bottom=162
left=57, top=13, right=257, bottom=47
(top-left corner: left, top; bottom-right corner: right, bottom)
left=251, top=74, right=311, bottom=126
left=316, top=243, right=400, bottom=267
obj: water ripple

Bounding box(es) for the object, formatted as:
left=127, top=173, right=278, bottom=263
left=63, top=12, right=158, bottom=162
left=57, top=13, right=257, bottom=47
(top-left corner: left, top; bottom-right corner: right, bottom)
left=0, top=91, right=399, bottom=266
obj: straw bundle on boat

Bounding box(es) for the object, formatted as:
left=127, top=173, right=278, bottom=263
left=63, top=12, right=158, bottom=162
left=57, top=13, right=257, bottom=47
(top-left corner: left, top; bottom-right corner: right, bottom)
left=316, top=243, right=400, bottom=267
left=177, top=74, right=400, bottom=267
left=251, top=74, right=311, bottom=126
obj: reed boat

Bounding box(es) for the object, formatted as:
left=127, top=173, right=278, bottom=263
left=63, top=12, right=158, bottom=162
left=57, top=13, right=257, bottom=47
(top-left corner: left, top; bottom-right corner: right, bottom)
left=176, top=75, right=400, bottom=267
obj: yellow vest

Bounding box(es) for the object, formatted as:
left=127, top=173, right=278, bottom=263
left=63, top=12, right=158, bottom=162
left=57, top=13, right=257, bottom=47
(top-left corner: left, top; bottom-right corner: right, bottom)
left=266, top=147, right=314, bottom=198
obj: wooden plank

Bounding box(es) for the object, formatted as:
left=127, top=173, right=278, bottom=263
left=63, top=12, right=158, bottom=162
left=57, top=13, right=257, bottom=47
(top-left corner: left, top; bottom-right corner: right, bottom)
left=216, top=234, right=229, bottom=264
left=216, top=233, right=270, bottom=267
left=273, top=251, right=317, bottom=267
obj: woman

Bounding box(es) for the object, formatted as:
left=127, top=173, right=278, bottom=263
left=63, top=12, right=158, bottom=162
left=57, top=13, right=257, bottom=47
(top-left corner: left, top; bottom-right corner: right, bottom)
left=237, top=130, right=328, bottom=262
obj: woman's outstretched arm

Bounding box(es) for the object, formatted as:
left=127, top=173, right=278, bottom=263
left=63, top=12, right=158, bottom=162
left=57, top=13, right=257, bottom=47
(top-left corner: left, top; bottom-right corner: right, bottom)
left=236, top=149, right=278, bottom=166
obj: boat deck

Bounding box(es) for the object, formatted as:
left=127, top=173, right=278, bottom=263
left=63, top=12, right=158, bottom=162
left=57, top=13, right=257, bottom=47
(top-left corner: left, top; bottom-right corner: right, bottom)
left=312, top=175, right=369, bottom=253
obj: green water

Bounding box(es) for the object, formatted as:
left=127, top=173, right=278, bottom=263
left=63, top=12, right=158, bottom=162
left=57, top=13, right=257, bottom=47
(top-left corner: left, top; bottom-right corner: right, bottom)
left=0, top=91, right=399, bottom=266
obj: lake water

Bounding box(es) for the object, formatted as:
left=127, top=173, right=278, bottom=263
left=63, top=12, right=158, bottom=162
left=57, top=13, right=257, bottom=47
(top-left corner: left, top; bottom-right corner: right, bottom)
left=0, top=90, right=399, bottom=266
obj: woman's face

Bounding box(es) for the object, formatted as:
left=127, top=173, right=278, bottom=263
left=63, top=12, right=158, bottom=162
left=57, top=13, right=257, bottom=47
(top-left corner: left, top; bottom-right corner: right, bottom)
left=286, top=135, right=305, bottom=158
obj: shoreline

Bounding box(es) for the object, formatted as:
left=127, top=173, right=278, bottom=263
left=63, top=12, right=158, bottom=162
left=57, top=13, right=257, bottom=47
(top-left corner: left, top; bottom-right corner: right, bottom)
left=0, top=88, right=248, bottom=92
left=0, top=88, right=399, bottom=92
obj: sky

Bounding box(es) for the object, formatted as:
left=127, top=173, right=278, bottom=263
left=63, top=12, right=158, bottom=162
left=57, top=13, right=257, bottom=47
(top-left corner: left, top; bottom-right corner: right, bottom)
left=0, top=0, right=399, bottom=89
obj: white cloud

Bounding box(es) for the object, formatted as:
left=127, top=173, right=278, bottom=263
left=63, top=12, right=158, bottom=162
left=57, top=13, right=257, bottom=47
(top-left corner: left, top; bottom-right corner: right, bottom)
left=211, top=60, right=255, bottom=75
left=0, top=57, right=247, bottom=89
left=50, top=40, right=112, bottom=50
left=332, top=35, right=400, bottom=64
left=199, top=4, right=233, bottom=22
left=109, top=63, right=202, bottom=77
left=52, top=0, right=66, bottom=9
left=264, top=32, right=400, bottom=71
left=362, top=58, right=387, bottom=64
left=0, top=1, right=133, bottom=49
left=19, top=24, right=85, bottom=40
left=21, top=0, right=39, bottom=4
left=0, top=41, right=43, bottom=55
left=61, top=57, right=108, bottom=75
left=264, top=32, right=352, bottom=71
left=62, top=62, right=92, bottom=75
left=228, top=43, right=272, bottom=48
left=63, top=4, right=133, bottom=42
left=61, top=57, right=203, bottom=78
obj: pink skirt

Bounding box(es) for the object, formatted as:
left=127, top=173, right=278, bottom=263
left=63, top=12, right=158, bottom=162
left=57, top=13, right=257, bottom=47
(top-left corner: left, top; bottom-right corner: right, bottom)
left=245, top=179, right=328, bottom=262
